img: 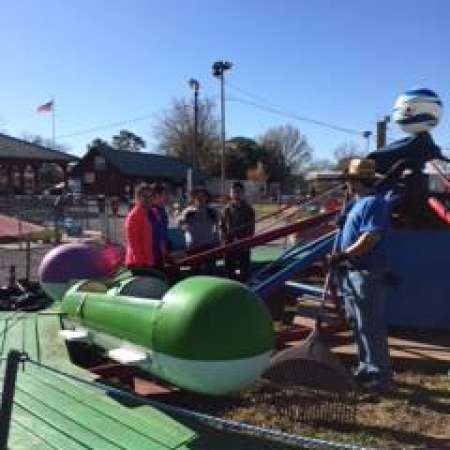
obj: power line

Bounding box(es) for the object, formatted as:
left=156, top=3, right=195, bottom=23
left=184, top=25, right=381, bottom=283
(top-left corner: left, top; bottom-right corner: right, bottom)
left=227, top=95, right=365, bottom=137
left=56, top=112, right=158, bottom=140
left=226, top=81, right=275, bottom=105
left=225, top=83, right=366, bottom=137
left=55, top=88, right=220, bottom=142
left=55, top=82, right=366, bottom=142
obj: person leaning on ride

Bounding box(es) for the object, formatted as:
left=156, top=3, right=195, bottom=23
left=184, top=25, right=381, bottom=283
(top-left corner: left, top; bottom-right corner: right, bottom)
left=124, top=183, right=157, bottom=276
left=221, top=181, right=256, bottom=282
left=327, top=158, right=393, bottom=394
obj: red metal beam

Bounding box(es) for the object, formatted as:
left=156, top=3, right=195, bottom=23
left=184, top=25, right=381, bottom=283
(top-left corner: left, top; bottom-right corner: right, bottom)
left=174, top=210, right=337, bottom=267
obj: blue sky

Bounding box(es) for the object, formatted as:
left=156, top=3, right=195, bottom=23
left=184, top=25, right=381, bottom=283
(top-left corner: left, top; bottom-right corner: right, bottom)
left=1, top=0, right=450, bottom=159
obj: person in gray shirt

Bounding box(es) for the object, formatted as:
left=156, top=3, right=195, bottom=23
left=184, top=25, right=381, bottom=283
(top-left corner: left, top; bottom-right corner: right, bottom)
left=178, top=187, right=219, bottom=273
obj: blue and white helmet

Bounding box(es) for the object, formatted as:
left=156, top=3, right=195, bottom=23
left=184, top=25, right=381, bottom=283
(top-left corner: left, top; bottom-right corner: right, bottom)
left=392, top=88, right=443, bottom=134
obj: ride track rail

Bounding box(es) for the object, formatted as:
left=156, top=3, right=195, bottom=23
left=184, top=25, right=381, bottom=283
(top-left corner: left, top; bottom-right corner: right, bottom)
left=255, top=185, right=345, bottom=235
left=172, top=210, right=339, bottom=268
left=171, top=183, right=344, bottom=260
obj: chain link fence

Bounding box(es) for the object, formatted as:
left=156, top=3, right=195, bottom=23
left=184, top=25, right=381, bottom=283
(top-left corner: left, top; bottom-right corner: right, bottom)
left=0, top=193, right=298, bottom=285
left=0, top=195, right=128, bottom=285
left=0, top=242, right=53, bottom=286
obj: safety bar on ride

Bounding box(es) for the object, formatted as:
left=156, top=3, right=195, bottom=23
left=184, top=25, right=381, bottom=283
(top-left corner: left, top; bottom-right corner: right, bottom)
left=285, top=281, right=325, bottom=299
left=428, top=197, right=450, bottom=225
left=252, top=233, right=335, bottom=298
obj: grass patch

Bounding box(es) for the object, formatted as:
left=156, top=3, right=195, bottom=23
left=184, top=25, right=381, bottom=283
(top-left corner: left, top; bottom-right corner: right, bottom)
left=254, top=203, right=283, bottom=220
left=162, top=369, right=449, bottom=448
left=224, top=371, right=450, bottom=448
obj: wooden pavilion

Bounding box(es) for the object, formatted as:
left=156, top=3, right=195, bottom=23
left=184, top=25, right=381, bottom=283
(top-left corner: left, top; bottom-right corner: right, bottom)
left=0, top=133, right=78, bottom=195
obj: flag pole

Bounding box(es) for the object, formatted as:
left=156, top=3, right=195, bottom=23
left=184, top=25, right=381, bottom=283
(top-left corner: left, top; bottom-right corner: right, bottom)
left=51, top=97, right=55, bottom=149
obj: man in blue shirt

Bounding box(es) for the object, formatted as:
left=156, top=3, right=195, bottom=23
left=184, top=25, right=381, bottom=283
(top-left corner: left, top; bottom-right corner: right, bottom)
left=328, top=158, right=391, bottom=393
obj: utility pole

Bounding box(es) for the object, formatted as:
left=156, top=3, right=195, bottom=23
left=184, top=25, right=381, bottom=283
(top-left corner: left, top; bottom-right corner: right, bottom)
left=51, top=97, right=56, bottom=149
left=188, top=79, right=200, bottom=174
left=376, top=116, right=390, bottom=149
left=212, top=60, right=233, bottom=197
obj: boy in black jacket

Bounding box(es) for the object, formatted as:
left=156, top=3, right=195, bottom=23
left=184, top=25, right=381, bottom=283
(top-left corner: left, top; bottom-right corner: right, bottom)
left=221, top=182, right=255, bottom=281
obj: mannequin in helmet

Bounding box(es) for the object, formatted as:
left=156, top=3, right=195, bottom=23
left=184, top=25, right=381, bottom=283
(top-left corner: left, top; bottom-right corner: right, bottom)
left=368, top=88, right=448, bottom=226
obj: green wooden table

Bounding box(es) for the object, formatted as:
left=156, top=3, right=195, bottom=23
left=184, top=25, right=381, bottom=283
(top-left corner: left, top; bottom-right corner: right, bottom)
left=0, top=312, right=297, bottom=450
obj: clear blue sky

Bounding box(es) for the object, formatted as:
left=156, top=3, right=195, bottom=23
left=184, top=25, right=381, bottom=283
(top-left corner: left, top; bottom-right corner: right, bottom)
left=1, top=0, right=450, bottom=159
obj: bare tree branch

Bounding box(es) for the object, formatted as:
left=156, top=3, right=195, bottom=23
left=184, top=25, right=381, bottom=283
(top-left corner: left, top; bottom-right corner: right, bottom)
left=333, top=142, right=364, bottom=170
left=153, top=97, right=221, bottom=174
left=258, top=124, right=312, bottom=176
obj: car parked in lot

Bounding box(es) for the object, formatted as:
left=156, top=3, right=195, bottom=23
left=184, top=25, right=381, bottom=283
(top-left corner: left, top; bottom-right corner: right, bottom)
left=55, top=217, right=83, bottom=237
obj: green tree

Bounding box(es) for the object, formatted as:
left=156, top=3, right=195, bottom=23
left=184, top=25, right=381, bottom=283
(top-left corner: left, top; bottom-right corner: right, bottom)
left=226, top=135, right=306, bottom=185
left=112, top=129, right=146, bottom=152
left=38, top=163, right=65, bottom=188
left=225, top=137, right=267, bottom=179
left=87, top=138, right=112, bottom=152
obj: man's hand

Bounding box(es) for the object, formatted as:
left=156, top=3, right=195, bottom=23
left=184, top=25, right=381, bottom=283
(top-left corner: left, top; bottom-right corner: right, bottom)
left=344, top=231, right=380, bottom=258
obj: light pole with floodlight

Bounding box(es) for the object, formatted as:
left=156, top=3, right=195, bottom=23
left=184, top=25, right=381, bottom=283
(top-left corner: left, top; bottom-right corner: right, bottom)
left=363, top=130, right=372, bottom=153
left=212, top=60, right=233, bottom=197
left=188, top=78, right=200, bottom=173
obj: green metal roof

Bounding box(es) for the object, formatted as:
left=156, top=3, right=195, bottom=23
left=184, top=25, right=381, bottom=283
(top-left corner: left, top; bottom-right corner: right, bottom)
left=95, top=147, right=190, bottom=181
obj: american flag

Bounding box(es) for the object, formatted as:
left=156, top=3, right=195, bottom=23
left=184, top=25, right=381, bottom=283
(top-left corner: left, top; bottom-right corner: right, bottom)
left=37, top=100, right=53, bottom=113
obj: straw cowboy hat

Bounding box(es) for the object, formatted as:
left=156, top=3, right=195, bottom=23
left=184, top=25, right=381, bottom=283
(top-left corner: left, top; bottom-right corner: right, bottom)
left=343, top=158, right=383, bottom=180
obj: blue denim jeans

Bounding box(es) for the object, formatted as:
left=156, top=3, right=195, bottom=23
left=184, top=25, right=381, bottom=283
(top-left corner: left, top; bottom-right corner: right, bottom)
left=341, top=269, right=391, bottom=387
